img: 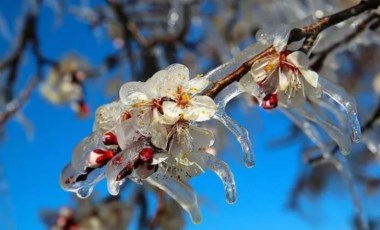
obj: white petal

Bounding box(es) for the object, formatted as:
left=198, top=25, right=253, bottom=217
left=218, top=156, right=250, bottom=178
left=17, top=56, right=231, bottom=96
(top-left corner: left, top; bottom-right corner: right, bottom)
left=184, top=77, right=210, bottom=94
left=279, top=70, right=289, bottom=91
left=145, top=69, right=168, bottom=98
left=189, top=96, right=217, bottom=122
left=119, top=82, right=146, bottom=105
left=273, top=36, right=287, bottom=52
left=300, top=68, right=319, bottom=88
left=166, top=64, right=190, bottom=82
left=161, top=101, right=181, bottom=125
left=150, top=120, right=169, bottom=150
left=286, top=51, right=309, bottom=68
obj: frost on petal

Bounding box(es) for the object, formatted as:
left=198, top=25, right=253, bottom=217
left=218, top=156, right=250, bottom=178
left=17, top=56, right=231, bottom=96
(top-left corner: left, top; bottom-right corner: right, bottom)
left=71, top=131, right=105, bottom=173
left=199, top=152, right=236, bottom=204
left=319, top=77, right=361, bottom=143
left=161, top=101, right=182, bottom=125
left=106, top=148, right=140, bottom=195
left=286, top=51, right=309, bottom=68
left=189, top=96, right=217, bottom=122
left=119, top=82, right=146, bottom=106
left=93, top=101, right=127, bottom=132
left=184, top=77, right=210, bottom=95
left=146, top=169, right=202, bottom=224
left=214, top=110, right=254, bottom=168
left=60, top=163, right=105, bottom=199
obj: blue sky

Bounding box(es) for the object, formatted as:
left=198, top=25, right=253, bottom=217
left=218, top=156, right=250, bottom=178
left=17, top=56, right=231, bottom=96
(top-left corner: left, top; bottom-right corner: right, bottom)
left=0, top=1, right=359, bottom=229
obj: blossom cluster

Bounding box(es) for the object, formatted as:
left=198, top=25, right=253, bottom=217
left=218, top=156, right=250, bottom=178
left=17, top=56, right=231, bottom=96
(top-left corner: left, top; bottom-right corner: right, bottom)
left=60, top=64, right=236, bottom=223
left=61, top=30, right=363, bottom=223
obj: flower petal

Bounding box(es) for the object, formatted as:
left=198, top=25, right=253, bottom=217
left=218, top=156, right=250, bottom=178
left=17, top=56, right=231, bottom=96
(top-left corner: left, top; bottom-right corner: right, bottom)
left=119, top=82, right=146, bottom=105
left=161, top=101, right=182, bottom=125
left=286, top=51, right=309, bottom=68
left=300, top=68, right=319, bottom=88
left=184, top=77, right=210, bottom=95
left=188, top=96, right=217, bottom=122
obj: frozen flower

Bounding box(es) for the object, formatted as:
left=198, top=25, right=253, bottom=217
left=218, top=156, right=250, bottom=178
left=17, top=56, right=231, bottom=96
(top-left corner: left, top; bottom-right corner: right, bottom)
left=240, top=35, right=321, bottom=108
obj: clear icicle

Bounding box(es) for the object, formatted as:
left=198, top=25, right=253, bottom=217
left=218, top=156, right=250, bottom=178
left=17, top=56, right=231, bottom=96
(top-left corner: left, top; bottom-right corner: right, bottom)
left=310, top=96, right=347, bottom=128
left=280, top=108, right=331, bottom=159
left=294, top=104, right=352, bottom=155
left=214, top=111, right=254, bottom=168
left=331, top=155, right=369, bottom=230
left=201, top=152, right=236, bottom=204
left=319, top=77, right=361, bottom=143
left=59, top=163, right=105, bottom=199
left=146, top=169, right=202, bottom=224
left=213, top=82, right=255, bottom=168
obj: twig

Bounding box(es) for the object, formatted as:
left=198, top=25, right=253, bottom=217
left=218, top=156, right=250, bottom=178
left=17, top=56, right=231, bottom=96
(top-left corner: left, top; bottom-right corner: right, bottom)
left=202, top=0, right=380, bottom=99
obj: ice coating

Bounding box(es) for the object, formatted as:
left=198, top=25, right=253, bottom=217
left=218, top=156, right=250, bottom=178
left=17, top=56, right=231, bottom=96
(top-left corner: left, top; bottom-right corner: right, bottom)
left=71, top=131, right=105, bottom=173
left=203, top=42, right=268, bottom=83
left=319, top=77, right=361, bottom=143
left=213, top=82, right=254, bottom=168
left=146, top=168, right=202, bottom=224
left=294, top=104, right=352, bottom=155
left=280, top=108, right=331, bottom=159
left=60, top=163, right=105, bottom=199
left=106, top=146, right=141, bottom=195
left=201, top=152, right=236, bottom=204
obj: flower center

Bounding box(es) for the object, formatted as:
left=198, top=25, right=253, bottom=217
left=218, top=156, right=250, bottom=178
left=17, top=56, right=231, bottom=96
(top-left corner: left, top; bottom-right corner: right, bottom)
left=177, top=92, right=191, bottom=108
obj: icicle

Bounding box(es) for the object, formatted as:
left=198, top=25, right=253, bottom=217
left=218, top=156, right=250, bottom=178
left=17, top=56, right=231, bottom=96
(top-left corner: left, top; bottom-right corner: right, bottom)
left=214, top=111, right=254, bottom=168
left=294, top=103, right=352, bottom=155
left=59, top=163, right=105, bottom=199
left=280, top=108, right=331, bottom=159
left=309, top=96, right=346, bottom=128
left=202, top=153, right=236, bottom=204
left=331, top=155, right=369, bottom=230
left=319, top=77, right=361, bottom=143
left=146, top=168, right=202, bottom=224
left=213, top=82, right=255, bottom=168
